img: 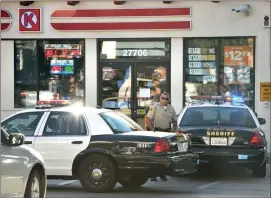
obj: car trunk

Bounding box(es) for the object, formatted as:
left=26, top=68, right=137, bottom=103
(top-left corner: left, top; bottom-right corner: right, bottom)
left=179, top=126, right=258, bottom=148
left=122, top=131, right=190, bottom=153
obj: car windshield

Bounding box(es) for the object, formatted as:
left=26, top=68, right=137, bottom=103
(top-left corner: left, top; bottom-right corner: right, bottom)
left=99, top=111, right=143, bottom=134
left=180, top=107, right=257, bottom=128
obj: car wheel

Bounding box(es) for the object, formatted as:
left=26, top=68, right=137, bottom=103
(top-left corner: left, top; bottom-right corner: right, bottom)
left=78, top=155, right=117, bottom=193
left=24, top=169, right=45, bottom=198
left=118, top=176, right=148, bottom=188
left=252, top=161, right=266, bottom=178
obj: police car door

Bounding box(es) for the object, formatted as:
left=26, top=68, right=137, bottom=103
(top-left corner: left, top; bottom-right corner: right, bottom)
left=1, top=111, right=47, bottom=147
left=32, top=110, right=90, bottom=176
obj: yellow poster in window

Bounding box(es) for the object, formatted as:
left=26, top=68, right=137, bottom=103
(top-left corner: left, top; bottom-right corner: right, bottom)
left=260, top=82, right=271, bottom=101
left=224, top=46, right=253, bottom=67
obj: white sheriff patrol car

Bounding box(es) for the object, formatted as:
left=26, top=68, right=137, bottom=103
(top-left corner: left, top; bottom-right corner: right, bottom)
left=1, top=100, right=199, bottom=193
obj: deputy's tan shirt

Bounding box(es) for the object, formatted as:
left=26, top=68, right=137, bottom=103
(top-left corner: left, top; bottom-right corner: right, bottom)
left=146, top=103, right=177, bottom=129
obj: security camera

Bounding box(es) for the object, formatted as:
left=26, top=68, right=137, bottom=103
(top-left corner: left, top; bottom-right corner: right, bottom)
left=232, top=4, right=250, bottom=16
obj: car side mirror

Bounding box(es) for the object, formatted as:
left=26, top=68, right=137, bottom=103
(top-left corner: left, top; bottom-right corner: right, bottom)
left=257, top=118, right=266, bottom=125
left=8, top=133, right=25, bottom=146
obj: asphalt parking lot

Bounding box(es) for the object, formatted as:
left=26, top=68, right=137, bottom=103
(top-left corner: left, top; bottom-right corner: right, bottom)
left=46, top=165, right=270, bottom=198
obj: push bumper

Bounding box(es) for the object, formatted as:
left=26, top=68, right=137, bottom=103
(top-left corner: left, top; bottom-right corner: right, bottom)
left=117, top=152, right=199, bottom=177
left=193, top=147, right=267, bottom=167
left=166, top=152, right=199, bottom=176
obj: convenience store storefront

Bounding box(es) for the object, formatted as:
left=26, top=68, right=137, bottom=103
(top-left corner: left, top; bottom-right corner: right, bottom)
left=1, top=1, right=270, bottom=149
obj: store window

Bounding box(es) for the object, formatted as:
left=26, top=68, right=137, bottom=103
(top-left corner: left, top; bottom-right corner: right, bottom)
left=14, top=40, right=85, bottom=108
left=184, top=37, right=255, bottom=109
left=14, top=40, right=38, bottom=108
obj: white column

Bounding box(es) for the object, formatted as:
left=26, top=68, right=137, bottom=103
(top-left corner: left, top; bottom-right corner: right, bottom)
left=84, top=39, right=97, bottom=107
left=1, top=40, right=14, bottom=119
left=170, top=38, right=183, bottom=114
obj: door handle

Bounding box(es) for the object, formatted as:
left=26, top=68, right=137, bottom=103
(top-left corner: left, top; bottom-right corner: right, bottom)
left=24, top=141, right=32, bottom=144
left=72, top=141, right=83, bottom=144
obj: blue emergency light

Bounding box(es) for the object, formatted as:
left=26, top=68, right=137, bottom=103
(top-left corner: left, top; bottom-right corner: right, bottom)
left=225, top=96, right=245, bottom=103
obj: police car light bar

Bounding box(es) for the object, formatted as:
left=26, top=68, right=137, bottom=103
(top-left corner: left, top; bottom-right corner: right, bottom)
left=189, top=95, right=245, bottom=104
left=190, top=95, right=223, bottom=100
left=36, top=100, right=71, bottom=108
left=225, top=96, right=245, bottom=103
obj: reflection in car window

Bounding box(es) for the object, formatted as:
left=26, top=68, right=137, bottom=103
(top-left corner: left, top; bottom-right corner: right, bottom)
left=43, top=112, right=87, bottom=136
left=99, top=111, right=143, bottom=134
left=180, top=107, right=257, bottom=128
left=1, top=112, right=44, bottom=136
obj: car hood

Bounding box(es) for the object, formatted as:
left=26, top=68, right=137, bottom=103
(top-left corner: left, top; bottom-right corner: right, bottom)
left=121, top=131, right=174, bottom=138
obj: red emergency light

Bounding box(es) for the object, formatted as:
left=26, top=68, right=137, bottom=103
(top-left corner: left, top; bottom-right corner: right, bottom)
left=37, top=100, right=70, bottom=106
left=189, top=95, right=223, bottom=100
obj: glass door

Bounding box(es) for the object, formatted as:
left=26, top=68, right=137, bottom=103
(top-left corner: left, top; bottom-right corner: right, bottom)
left=134, top=62, right=169, bottom=128
left=99, top=61, right=170, bottom=128
left=99, top=62, right=133, bottom=117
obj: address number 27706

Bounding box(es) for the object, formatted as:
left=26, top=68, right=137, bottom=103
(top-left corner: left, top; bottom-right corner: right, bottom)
left=122, top=49, right=148, bottom=56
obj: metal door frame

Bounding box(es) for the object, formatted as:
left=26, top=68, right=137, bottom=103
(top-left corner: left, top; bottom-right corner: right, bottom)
left=97, top=61, right=170, bottom=122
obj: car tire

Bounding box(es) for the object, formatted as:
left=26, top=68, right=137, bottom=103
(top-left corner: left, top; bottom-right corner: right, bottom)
left=118, top=176, right=148, bottom=188
left=78, top=155, right=117, bottom=193
left=252, top=161, right=266, bottom=178
left=24, top=169, right=45, bottom=198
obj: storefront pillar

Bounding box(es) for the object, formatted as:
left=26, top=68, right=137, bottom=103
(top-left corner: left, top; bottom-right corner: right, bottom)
left=171, top=38, right=184, bottom=113
left=85, top=39, right=97, bottom=107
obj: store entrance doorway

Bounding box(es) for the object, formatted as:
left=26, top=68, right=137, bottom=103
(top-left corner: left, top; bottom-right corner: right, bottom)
left=99, top=62, right=169, bottom=128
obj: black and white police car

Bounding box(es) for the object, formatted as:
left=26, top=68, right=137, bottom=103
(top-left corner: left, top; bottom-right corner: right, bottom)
left=1, top=100, right=199, bottom=193
left=177, top=95, right=268, bottom=177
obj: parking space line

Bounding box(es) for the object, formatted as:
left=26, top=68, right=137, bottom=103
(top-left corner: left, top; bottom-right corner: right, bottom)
left=197, top=181, right=220, bottom=189
left=58, top=180, right=78, bottom=186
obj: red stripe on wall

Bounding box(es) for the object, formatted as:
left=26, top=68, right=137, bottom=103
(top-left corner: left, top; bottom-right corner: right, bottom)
left=1, top=23, right=11, bottom=31
left=50, top=21, right=191, bottom=30
left=51, top=8, right=191, bottom=18
left=1, top=10, right=12, bottom=18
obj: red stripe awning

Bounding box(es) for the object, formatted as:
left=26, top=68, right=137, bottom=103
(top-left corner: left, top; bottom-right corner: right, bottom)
left=51, top=8, right=191, bottom=18
left=50, top=21, right=191, bottom=31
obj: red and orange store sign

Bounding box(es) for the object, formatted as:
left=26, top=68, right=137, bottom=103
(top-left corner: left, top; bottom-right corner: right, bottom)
left=1, top=7, right=193, bottom=32
left=224, top=46, right=254, bottom=67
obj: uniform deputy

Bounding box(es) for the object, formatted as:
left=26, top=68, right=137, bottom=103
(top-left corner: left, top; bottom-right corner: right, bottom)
left=146, top=92, right=177, bottom=132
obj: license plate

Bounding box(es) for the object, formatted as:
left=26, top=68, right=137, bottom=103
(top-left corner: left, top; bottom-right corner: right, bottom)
left=238, top=154, right=248, bottom=160
left=177, top=143, right=184, bottom=152
left=210, top=137, right=227, bottom=146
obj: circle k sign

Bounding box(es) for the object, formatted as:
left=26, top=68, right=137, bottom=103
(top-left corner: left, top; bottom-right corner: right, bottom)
left=18, top=8, right=41, bottom=32
left=1, top=10, right=12, bottom=31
